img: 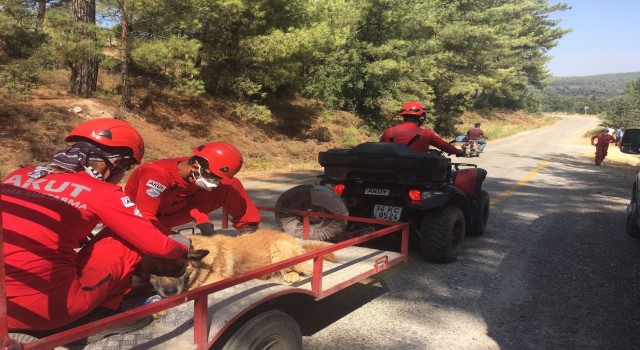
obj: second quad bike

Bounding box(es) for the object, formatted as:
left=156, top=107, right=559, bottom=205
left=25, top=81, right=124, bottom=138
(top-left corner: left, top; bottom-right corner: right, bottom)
left=452, top=135, right=481, bottom=157
left=275, top=142, right=490, bottom=263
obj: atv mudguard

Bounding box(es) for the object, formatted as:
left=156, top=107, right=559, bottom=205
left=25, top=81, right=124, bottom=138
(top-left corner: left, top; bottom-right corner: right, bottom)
left=454, top=168, right=487, bottom=196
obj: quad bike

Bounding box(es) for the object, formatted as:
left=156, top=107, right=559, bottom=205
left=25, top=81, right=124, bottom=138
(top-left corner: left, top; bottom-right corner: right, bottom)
left=452, top=135, right=481, bottom=157
left=275, top=142, right=490, bottom=263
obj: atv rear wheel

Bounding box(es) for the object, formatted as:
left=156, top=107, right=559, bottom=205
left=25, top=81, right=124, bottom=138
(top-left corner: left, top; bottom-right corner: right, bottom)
left=468, top=190, right=490, bottom=236
left=418, top=205, right=465, bottom=263
left=275, top=184, right=348, bottom=241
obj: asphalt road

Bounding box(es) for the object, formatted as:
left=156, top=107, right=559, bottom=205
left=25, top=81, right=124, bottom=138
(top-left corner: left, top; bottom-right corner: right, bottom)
left=236, top=115, right=640, bottom=350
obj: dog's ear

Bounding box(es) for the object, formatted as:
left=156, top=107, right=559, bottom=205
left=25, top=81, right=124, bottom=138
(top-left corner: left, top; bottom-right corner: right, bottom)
left=188, top=249, right=210, bottom=261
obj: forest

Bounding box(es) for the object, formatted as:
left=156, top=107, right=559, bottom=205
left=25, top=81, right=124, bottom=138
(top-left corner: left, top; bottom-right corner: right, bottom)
left=2, top=0, right=639, bottom=133
left=1, top=0, right=571, bottom=135
left=536, top=72, right=640, bottom=118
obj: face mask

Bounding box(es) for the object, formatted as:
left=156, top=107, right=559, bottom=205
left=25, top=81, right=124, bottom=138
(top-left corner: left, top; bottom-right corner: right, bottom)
left=84, top=165, right=104, bottom=181
left=192, top=165, right=220, bottom=191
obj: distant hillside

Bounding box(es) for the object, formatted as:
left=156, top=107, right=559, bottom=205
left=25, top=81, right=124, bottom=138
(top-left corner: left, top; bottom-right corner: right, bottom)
left=543, top=72, right=640, bottom=99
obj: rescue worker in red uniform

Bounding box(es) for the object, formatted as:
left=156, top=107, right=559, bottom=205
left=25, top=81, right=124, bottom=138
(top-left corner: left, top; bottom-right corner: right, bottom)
left=1, top=119, right=190, bottom=335
left=124, top=142, right=260, bottom=237
left=591, top=128, right=616, bottom=166
left=380, top=101, right=464, bottom=156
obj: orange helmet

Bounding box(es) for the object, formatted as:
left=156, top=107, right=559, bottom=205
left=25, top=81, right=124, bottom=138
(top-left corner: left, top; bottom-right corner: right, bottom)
left=192, top=142, right=243, bottom=179
left=65, top=118, right=145, bottom=163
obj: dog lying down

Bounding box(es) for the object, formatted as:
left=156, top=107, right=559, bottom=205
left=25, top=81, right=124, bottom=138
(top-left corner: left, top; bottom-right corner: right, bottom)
left=150, top=228, right=338, bottom=298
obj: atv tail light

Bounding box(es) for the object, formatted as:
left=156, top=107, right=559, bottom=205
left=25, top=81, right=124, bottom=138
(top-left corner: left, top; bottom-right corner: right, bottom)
left=408, top=189, right=422, bottom=201
left=333, top=183, right=346, bottom=196
left=409, top=189, right=445, bottom=201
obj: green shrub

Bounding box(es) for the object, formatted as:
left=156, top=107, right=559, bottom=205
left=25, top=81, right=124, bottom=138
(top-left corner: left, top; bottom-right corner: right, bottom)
left=0, top=60, right=40, bottom=98
left=342, top=126, right=359, bottom=148
left=234, top=104, right=273, bottom=125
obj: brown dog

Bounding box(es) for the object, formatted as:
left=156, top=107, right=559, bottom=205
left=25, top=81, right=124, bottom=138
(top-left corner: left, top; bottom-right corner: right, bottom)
left=149, top=228, right=337, bottom=297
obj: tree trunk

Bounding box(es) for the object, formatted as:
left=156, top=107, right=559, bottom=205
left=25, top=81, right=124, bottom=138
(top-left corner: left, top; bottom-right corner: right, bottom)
left=69, top=0, right=98, bottom=98
left=119, top=2, right=132, bottom=112
left=36, top=0, right=47, bottom=30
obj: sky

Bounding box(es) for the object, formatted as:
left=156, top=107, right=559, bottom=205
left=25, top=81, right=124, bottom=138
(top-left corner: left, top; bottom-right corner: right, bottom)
left=546, top=1, right=640, bottom=77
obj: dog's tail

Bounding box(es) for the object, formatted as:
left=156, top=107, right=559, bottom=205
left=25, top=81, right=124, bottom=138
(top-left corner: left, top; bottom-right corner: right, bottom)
left=302, top=241, right=339, bottom=263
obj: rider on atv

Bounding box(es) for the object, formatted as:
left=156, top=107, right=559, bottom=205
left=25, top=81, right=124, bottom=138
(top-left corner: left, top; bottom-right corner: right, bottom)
left=380, top=101, right=465, bottom=157
left=466, top=123, right=489, bottom=152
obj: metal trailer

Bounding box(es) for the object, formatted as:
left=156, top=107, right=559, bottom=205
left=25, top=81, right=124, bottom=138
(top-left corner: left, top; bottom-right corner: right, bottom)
left=0, top=206, right=409, bottom=350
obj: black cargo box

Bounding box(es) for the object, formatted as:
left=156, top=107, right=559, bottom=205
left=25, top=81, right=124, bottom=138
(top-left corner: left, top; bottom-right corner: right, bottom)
left=318, top=142, right=451, bottom=183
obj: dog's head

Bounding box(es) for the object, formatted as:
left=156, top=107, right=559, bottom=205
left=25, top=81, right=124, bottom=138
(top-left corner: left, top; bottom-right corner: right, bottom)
left=149, top=248, right=210, bottom=297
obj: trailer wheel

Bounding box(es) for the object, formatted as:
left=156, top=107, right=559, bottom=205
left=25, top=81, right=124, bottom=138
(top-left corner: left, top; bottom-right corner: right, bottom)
left=418, top=205, right=465, bottom=263
left=221, top=310, right=302, bottom=350
left=468, top=190, right=490, bottom=236
left=275, top=184, right=348, bottom=241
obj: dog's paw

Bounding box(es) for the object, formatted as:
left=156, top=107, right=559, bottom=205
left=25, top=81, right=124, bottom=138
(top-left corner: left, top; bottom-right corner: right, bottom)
left=283, top=272, right=301, bottom=283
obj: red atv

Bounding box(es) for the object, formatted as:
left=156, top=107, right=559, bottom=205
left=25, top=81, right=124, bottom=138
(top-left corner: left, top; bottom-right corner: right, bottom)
left=275, top=142, right=490, bottom=263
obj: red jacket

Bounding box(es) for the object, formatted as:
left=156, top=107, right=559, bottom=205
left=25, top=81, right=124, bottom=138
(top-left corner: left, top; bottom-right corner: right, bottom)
left=380, top=122, right=461, bottom=154
left=591, top=133, right=615, bottom=148
left=124, top=157, right=260, bottom=234
left=1, top=168, right=187, bottom=298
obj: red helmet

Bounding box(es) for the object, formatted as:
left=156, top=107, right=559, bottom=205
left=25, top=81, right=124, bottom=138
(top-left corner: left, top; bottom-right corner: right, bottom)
left=192, top=142, right=243, bottom=179
left=400, top=101, right=426, bottom=117
left=65, top=118, right=145, bottom=163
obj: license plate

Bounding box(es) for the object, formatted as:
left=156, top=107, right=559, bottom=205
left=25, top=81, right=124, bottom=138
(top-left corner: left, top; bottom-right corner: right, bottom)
left=365, top=188, right=390, bottom=196
left=372, top=205, right=402, bottom=221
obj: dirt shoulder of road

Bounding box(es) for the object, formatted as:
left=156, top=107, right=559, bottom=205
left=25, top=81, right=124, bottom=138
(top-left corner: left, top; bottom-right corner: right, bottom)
left=575, top=136, right=640, bottom=167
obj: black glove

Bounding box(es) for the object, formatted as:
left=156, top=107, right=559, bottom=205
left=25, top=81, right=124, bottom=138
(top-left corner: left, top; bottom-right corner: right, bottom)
left=196, top=222, right=216, bottom=236
left=169, top=233, right=191, bottom=251
left=237, top=224, right=258, bottom=235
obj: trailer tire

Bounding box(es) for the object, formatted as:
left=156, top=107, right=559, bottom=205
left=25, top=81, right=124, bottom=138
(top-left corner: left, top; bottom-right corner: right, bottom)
left=221, top=310, right=302, bottom=350
left=468, top=190, right=490, bottom=236
left=418, top=205, right=465, bottom=263
left=275, top=184, right=348, bottom=241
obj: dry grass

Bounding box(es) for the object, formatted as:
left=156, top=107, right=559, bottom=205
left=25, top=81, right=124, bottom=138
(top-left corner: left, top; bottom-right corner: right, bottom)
left=0, top=71, right=566, bottom=181
left=456, top=110, right=560, bottom=140
left=0, top=71, right=376, bottom=181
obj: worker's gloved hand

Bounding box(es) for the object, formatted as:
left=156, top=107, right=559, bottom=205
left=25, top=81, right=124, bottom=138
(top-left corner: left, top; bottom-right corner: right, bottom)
left=169, top=233, right=191, bottom=251
left=237, top=224, right=259, bottom=235
left=455, top=150, right=465, bottom=157
left=196, top=222, right=216, bottom=236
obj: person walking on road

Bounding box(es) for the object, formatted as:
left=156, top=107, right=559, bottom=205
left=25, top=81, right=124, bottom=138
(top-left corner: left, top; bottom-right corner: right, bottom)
left=591, top=128, right=617, bottom=166
left=616, top=127, right=625, bottom=147
left=380, top=101, right=464, bottom=156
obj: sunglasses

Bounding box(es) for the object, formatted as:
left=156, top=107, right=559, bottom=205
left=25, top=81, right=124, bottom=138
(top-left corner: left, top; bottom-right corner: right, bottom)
left=105, top=158, right=136, bottom=176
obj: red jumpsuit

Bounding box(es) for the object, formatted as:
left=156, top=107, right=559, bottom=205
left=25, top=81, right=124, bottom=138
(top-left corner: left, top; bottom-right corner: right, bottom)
left=1, top=168, right=188, bottom=331
left=380, top=122, right=461, bottom=154
left=591, top=133, right=616, bottom=165
left=124, top=157, right=260, bottom=234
